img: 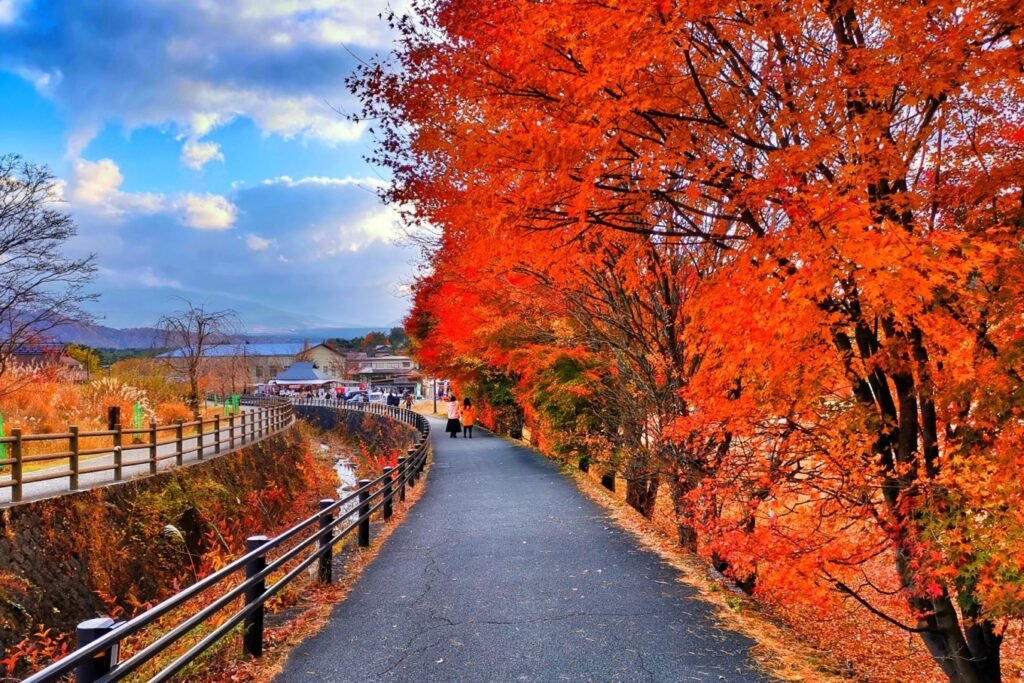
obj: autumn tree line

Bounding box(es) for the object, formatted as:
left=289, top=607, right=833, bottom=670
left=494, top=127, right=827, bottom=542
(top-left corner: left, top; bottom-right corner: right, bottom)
left=351, top=1, right=1024, bottom=681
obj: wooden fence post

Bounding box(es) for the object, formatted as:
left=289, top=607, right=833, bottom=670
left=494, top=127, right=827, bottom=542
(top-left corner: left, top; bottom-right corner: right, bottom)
left=69, top=425, right=80, bottom=491
left=113, top=423, right=123, bottom=482
left=149, top=421, right=158, bottom=474
left=176, top=420, right=184, bottom=466
left=11, top=428, right=23, bottom=503
left=229, top=414, right=236, bottom=450
left=214, top=414, right=222, bottom=454
left=196, top=414, right=205, bottom=460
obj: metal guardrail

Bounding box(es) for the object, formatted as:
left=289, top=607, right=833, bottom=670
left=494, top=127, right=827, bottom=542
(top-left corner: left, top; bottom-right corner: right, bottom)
left=23, top=401, right=431, bottom=683
left=0, top=399, right=294, bottom=503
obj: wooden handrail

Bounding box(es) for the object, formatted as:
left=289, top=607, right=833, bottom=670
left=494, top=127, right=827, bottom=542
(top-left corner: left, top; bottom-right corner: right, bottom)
left=0, top=399, right=295, bottom=504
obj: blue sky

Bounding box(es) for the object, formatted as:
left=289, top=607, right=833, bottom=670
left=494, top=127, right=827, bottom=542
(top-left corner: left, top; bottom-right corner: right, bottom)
left=0, top=0, right=419, bottom=332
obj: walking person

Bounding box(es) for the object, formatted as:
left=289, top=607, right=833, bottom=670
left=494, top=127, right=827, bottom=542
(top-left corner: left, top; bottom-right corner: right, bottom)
left=445, top=393, right=462, bottom=438
left=403, top=391, right=413, bottom=410
left=461, top=397, right=476, bottom=438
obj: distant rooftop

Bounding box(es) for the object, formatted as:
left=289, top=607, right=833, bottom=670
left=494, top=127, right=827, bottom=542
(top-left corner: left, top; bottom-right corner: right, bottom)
left=272, top=362, right=330, bottom=383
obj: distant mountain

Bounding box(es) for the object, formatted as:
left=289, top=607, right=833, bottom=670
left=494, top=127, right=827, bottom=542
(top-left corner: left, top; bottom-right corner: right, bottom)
left=45, top=322, right=393, bottom=350
left=248, top=327, right=391, bottom=343
left=47, top=322, right=163, bottom=349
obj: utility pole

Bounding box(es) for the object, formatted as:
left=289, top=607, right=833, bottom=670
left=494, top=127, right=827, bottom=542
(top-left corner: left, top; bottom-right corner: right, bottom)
left=433, top=378, right=437, bottom=415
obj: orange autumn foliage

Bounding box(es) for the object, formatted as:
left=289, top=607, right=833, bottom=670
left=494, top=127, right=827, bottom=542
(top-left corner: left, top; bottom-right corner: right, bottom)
left=353, top=1, right=1024, bottom=681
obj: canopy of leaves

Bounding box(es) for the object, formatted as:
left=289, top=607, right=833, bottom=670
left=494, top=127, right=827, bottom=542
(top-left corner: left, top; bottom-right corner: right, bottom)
left=357, top=1, right=1024, bottom=681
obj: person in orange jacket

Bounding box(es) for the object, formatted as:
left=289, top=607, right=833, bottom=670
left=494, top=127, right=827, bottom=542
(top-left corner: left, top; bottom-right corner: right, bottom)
left=461, top=397, right=476, bottom=438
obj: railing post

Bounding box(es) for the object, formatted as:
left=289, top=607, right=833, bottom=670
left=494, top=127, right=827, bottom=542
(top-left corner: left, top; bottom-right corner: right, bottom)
left=11, top=428, right=23, bottom=503
left=149, top=421, right=158, bottom=474
left=196, top=415, right=205, bottom=460
left=382, top=466, right=394, bottom=521
left=214, top=414, right=222, bottom=454
left=397, top=457, right=407, bottom=502
left=113, top=423, right=123, bottom=482
left=175, top=420, right=184, bottom=466
left=229, top=414, right=236, bottom=450
left=407, top=447, right=417, bottom=488
left=69, top=425, right=80, bottom=490
left=244, top=535, right=268, bottom=658
left=318, top=499, right=334, bottom=583
left=75, top=616, right=119, bottom=683
left=358, top=480, right=371, bottom=547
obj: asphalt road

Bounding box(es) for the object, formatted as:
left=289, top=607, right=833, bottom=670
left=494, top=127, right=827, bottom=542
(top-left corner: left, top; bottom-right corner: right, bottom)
left=276, top=417, right=774, bottom=683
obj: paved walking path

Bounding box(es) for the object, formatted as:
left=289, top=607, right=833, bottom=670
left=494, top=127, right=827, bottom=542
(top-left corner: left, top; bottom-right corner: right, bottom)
left=277, top=418, right=773, bottom=682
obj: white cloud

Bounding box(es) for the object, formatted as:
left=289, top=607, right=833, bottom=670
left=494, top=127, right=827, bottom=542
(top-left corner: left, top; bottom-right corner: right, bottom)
left=311, top=205, right=403, bottom=255
left=180, top=139, right=224, bottom=170
left=70, top=167, right=418, bottom=330
left=0, top=0, right=23, bottom=24
left=256, top=175, right=388, bottom=190
left=11, top=66, right=62, bottom=96
left=66, top=124, right=101, bottom=160
left=178, top=193, right=238, bottom=230
left=180, top=82, right=366, bottom=144
left=99, top=266, right=183, bottom=290
left=3, top=0, right=388, bottom=154
left=70, top=158, right=122, bottom=206
left=245, top=233, right=275, bottom=251
left=69, top=157, right=165, bottom=216
left=212, top=0, right=412, bottom=48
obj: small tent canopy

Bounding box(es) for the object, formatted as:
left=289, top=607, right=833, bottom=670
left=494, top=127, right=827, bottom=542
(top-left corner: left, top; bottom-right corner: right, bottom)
left=269, top=362, right=333, bottom=386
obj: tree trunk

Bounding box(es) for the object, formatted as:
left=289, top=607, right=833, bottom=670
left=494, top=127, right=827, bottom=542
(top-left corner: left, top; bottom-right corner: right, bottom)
left=670, top=474, right=698, bottom=552
left=189, top=378, right=200, bottom=411
left=625, top=472, right=659, bottom=518
left=913, top=591, right=1001, bottom=683
left=623, top=448, right=659, bottom=517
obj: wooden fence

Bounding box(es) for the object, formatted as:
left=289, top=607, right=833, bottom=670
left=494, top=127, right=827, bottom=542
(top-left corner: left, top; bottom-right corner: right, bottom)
left=0, top=398, right=294, bottom=504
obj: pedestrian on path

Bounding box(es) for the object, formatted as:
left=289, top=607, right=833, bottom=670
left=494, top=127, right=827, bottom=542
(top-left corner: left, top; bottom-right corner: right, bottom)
left=445, top=393, right=462, bottom=438
left=461, top=397, right=476, bottom=438
left=403, top=391, right=413, bottom=410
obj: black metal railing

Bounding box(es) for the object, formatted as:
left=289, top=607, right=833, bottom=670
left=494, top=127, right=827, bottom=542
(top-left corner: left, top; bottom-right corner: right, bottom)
left=23, top=403, right=431, bottom=683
